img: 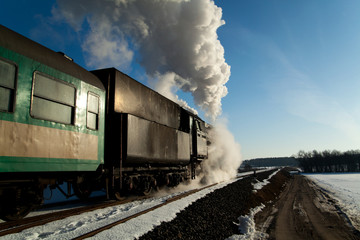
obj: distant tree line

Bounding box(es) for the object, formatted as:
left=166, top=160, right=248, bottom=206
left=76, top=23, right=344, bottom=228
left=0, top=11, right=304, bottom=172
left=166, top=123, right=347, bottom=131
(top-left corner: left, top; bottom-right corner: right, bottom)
left=241, top=157, right=298, bottom=169
left=296, top=150, right=360, bottom=173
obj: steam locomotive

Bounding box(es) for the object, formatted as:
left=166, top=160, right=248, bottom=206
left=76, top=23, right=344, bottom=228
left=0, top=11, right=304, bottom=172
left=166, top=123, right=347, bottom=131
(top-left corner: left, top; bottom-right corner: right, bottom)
left=0, top=25, right=209, bottom=221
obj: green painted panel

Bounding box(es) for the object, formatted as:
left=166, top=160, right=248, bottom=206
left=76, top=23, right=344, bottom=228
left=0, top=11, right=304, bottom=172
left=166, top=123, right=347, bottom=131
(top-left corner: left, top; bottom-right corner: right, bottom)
left=0, top=156, right=101, bottom=172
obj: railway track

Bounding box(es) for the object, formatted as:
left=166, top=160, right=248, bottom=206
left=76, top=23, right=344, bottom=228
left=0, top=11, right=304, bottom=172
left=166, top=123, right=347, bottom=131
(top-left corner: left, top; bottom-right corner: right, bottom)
left=0, top=182, right=219, bottom=238
left=0, top=170, right=263, bottom=239
left=0, top=196, right=145, bottom=236
left=73, top=183, right=217, bottom=240
left=73, top=171, right=270, bottom=239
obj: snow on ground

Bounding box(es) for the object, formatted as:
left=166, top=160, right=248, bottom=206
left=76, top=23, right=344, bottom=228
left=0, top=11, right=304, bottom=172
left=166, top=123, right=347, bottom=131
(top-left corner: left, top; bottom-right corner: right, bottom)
left=252, top=169, right=280, bottom=192
left=305, top=173, right=360, bottom=231
left=226, top=204, right=267, bottom=240
left=230, top=171, right=360, bottom=239
left=226, top=169, right=280, bottom=240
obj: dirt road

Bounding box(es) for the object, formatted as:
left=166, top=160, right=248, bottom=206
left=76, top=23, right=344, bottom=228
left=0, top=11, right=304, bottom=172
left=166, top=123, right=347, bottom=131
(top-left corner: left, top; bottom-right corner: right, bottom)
left=256, top=175, right=360, bottom=240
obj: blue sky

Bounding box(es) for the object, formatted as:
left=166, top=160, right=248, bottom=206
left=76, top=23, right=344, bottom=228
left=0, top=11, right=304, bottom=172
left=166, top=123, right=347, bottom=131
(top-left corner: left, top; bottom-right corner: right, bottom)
left=216, top=1, right=360, bottom=159
left=2, top=0, right=360, bottom=160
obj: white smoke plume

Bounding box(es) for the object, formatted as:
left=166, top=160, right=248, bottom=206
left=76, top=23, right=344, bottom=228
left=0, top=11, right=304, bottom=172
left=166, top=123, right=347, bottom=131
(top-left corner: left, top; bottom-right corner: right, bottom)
left=53, top=0, right=242, bottom=182
left=54, top=0, right=230, bottom=119
left=150, top=72, right=198, bottom=115
left=201, top=119, right=242, bottom=183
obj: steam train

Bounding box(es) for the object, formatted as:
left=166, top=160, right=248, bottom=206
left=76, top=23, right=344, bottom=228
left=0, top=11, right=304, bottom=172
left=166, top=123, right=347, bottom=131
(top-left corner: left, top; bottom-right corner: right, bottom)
left=0, top=25, right=209, bottom=221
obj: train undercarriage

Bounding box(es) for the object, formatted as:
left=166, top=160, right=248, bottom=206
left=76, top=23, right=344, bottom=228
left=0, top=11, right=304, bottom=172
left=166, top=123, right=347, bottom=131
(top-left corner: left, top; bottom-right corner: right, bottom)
left=0, top=171, right=101, bottom=221
left=0, top=162, right=202, bottom=221
left=109, top=166, right=193, bottom=199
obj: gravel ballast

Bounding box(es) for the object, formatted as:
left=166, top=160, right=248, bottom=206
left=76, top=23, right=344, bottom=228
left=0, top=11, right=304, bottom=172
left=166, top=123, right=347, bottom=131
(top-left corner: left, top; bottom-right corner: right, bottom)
left=140, top=169, right=290, bottom=240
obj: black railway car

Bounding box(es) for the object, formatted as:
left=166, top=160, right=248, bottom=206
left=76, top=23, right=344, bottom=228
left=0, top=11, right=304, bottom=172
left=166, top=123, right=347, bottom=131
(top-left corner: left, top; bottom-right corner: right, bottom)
left=92, top=68, right=209, bottom=197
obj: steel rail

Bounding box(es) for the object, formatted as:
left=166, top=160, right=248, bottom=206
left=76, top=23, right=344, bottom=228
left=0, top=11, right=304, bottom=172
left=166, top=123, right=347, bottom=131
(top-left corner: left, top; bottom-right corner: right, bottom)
left=0, top=196, right=144, bottom=236
left=73, top=183, right=218, bottom=240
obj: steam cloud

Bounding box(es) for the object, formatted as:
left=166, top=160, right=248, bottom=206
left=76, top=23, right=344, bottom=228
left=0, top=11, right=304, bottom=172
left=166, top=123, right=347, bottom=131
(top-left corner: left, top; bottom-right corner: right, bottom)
left=201, top=119, right=242, bottom=183
left=54, top=0, right=230, bottom=119
left=54, top=0, right=242, bottom=181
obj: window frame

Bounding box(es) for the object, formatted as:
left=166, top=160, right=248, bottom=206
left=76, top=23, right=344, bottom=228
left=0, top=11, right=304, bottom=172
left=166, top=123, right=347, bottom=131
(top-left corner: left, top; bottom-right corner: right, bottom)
left=30, top=71, right=77, bottom=125
left=0, top=57, right=18, bottom=113
left=86, top=91, right=100, bottom=131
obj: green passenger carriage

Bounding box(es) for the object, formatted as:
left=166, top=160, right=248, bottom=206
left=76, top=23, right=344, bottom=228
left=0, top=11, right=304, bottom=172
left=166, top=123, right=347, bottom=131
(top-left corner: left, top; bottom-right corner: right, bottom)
left=0, top=25, right=106, bottom=220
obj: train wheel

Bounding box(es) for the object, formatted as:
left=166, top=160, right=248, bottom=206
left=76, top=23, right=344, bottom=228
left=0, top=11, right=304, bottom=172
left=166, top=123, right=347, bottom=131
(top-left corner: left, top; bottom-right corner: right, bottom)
left=0, top=203, right=33, bottom=221
left=73, top=176, right=92, bottom=200
left=0, top=186, right=43, bottom=221
left=114, top=191, right=125, bottom=201
left=142, top=186, right=153, bottom=196
left=141, top=177, right=157, bottom=196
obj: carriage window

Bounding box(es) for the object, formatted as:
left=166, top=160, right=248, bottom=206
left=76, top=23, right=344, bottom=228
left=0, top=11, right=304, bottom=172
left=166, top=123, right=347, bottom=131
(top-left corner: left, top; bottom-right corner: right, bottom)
left=31, top=72, right=75, bottom=124
left=0, top=59, right=16, bottom=112
left=87, top=92, right=99, bottom=130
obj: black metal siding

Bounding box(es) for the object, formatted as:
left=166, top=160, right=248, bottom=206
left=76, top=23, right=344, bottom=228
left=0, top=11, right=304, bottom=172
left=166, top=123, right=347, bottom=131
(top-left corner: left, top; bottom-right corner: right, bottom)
left=125, top=114, right=190, bottom=165
left=92, top=68, right=180, bottom=129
